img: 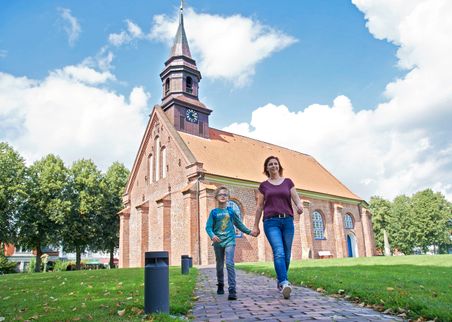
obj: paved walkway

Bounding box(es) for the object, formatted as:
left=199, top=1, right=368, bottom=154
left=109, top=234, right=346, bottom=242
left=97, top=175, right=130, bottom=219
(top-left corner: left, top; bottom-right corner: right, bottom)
left=191, top=268, right=402, bottom=322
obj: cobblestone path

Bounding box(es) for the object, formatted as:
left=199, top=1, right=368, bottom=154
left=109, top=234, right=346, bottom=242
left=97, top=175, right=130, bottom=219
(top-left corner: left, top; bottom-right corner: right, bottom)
left=191, top=267, right=402, bottom=322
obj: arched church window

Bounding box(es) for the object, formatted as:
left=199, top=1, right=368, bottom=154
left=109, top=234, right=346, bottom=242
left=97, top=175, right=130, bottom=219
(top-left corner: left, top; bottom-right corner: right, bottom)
left=227, top=199, right=244, bottom=238
left=312, top=211, right=325, bottom=239
left=148, top=154, right=153, bottom=183
left=161, top=146, right=167, bottom=178
left=154, top=136, right=160, bottom=181
left=186, top=76, right=193, bottom=93
left=165, top=78, right=170, bottom=95
left=344, top=213, right=354, bottom=229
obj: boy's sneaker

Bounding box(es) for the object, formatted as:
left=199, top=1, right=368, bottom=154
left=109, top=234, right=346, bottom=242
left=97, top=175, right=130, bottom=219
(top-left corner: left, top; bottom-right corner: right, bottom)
left=217, top=283, right=224, bottom=295
left=281, top=282, right=292, bottom=299
left=228, top=291, right=237, bottom=300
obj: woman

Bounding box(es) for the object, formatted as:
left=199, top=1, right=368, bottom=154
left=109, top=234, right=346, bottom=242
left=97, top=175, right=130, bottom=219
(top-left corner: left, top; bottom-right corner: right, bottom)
left=251, top=156, right=303, bottom=299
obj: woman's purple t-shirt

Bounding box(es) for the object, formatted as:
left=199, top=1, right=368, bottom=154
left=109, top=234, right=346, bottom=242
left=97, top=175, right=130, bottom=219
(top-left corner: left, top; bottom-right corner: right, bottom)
left=258, top=178, right=294, bottom=220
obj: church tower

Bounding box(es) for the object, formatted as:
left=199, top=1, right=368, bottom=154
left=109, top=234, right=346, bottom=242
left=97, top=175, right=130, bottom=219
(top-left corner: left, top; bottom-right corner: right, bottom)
left=160, top=2, right=211, bottom=138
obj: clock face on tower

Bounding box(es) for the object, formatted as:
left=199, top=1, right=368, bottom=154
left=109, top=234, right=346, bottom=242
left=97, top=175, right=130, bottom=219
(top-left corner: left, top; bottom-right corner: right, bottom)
left=185, top=108, right=199, bottom=123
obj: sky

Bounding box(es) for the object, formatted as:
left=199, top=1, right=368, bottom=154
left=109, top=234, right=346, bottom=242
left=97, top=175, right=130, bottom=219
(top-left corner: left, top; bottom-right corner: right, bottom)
left=0, top=0, right=451, bottom=202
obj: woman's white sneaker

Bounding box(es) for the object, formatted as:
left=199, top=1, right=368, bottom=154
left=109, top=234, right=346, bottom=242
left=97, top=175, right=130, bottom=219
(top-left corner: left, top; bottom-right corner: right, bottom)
left=281, top=283, right=292, bottom=299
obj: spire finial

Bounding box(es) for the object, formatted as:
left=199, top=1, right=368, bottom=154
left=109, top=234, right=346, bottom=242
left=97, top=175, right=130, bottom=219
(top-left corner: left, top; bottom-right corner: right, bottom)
left=180, top=0, right=184, bottom=11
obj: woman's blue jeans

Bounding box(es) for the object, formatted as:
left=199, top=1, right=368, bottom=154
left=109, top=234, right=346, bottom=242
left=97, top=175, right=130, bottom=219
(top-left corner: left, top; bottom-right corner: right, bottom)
left=264, top=217, right=294, bottom=286
left=213, top=244, right=236, bottom=293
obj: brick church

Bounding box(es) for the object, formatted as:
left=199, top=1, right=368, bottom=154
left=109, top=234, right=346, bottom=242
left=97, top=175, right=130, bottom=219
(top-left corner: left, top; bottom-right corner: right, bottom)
left=118, top=6, right=376, bottom=268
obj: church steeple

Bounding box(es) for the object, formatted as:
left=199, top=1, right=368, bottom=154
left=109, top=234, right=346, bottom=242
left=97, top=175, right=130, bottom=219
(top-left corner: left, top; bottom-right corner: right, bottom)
left=159, top=1, right=211, bottom=138
left=170, top=2, right=192, bottom=58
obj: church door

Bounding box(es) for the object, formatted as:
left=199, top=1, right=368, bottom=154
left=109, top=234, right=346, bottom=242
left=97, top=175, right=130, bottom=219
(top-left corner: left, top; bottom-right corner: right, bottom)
left=347, top=234, right=354, bottom=257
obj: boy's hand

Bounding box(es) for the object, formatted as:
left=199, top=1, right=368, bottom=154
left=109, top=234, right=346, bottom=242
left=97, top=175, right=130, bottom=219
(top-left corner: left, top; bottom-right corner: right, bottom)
left=211, top=235, right=220, bottom=243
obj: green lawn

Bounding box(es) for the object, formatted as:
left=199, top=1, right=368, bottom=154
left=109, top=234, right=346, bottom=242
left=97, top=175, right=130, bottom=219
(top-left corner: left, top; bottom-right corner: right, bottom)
left=0, top=267, right=197, bottom=321
left=237, top=255, right=452, bottom=321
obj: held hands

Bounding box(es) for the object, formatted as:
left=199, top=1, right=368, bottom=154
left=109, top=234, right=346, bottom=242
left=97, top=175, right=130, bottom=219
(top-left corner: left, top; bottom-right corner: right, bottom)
left=211, top=235, right=221, bottom=243
left=250, top=227, right=260, bottom=237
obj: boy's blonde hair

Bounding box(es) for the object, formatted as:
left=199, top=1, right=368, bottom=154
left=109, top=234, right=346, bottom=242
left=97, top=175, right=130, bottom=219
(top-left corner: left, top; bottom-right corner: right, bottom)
left=214, top=186, right=229, bottom=198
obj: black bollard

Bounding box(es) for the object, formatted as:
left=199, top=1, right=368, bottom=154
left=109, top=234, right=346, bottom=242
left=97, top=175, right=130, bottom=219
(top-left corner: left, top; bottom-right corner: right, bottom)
left=188, top=256, right=193, bottom=268
left=181, top=255, right=190, bottom=274
left=144, top=251, right=169, bottom=314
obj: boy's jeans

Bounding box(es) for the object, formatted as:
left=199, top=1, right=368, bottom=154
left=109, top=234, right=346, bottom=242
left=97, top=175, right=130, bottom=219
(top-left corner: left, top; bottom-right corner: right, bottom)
left=264, top=217, right=294, bottom=286
left=214, top=244, right=236, bottom=293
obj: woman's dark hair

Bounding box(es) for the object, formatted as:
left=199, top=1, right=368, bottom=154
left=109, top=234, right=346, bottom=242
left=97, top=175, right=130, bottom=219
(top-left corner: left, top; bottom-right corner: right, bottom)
left=263, top=156, right=284, bottom=177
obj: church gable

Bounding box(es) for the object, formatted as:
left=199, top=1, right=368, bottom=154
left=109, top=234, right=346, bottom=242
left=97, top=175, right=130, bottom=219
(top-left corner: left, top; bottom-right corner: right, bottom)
left=124, top=106, right=200, bottom=202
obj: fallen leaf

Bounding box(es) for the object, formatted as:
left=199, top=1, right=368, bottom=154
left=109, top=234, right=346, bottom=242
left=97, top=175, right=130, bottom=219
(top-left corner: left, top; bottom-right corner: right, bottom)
left=117, top=309, right=126, bottom=317
left=386, top=287, right=394, bottom=291
left=81, top=303, right=87, bottom=308
left=3, top=296, right=10, bottom=300
left=126, top=297, right=133, bottom=300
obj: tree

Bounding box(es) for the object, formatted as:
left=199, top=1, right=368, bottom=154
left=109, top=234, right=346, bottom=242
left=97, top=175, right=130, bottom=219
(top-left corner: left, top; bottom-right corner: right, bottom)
left=62, top=159, right=103, bottom=270
left=93, top=162, right=129, bottom=268
left=411, top=189, right=451, bottom=253
left=0, top=142, right=26, bottom=246
left=369, top=196, right=392, bottom=252
left=16, top=154, right=71, bottom=272
left=389, top=195, right=415, bottom=254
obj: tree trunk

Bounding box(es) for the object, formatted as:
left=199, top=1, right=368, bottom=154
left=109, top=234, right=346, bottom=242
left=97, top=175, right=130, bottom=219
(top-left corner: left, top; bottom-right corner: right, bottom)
left=109, top=247, right=114, bottom=269
left=35, top=241, right=42, bottom=272
left=383, top=229, right=391, bottom=256
left=75, top=246, right=81, bottom=270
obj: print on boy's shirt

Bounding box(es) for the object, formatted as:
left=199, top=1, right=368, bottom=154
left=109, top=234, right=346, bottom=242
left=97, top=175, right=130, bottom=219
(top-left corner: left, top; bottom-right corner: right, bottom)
left=220, top=212, right=230, bottom=231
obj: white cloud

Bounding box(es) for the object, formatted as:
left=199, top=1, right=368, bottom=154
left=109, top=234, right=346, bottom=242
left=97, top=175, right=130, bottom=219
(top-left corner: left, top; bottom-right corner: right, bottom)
left=58, top=8, right=81, bottom=47
left=52, top=65, right=115, bottom=85
left=224, top=0, right=452, bottom=201
left=149, top=8, right=297, bottom=87
left=109, top=20, right=144, bottom=46
left=0, top=68, right=149, bottom=170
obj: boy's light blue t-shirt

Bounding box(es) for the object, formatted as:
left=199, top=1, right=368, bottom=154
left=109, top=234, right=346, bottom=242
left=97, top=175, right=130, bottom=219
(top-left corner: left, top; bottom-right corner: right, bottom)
left=205, top=207, right=251, bottom=247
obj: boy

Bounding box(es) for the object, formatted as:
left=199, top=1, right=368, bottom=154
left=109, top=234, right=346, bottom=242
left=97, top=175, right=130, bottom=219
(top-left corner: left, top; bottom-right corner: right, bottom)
left=205, top=186, right=254, bottom=300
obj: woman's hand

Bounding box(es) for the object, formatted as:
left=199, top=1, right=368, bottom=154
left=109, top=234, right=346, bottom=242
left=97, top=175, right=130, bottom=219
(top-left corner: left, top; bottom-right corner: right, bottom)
left=211, top=235, right=221, bottom=243
left=296, top=204, right=303, bottom=215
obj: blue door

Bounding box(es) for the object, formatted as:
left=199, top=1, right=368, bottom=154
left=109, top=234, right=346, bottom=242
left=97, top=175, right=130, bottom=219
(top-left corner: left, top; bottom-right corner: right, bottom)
left=347, top=235, right=353, bottom=257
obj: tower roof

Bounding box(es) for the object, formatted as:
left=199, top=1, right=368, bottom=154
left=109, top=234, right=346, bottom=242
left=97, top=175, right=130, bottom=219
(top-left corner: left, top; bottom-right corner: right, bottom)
left=170, top=3, right=192, bottom=58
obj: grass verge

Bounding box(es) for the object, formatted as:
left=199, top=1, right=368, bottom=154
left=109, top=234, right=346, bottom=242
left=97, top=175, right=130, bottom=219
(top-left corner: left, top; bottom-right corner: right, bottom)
left=0, top=266, right=197, bottom=321
left=237, top=255, right=452, bottom=321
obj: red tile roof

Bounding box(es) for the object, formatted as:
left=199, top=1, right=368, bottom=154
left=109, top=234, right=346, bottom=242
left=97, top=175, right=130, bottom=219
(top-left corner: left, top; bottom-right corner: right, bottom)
left=179, top=128, right=362, bottom=201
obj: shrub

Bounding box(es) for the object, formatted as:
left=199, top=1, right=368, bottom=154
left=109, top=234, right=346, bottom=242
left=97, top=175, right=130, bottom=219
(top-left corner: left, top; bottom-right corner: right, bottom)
left=53, top=260, right=70, bottom=272
left=27, top=258, right=36, bottom=273
left=0, top=253, right=17, bottom=274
